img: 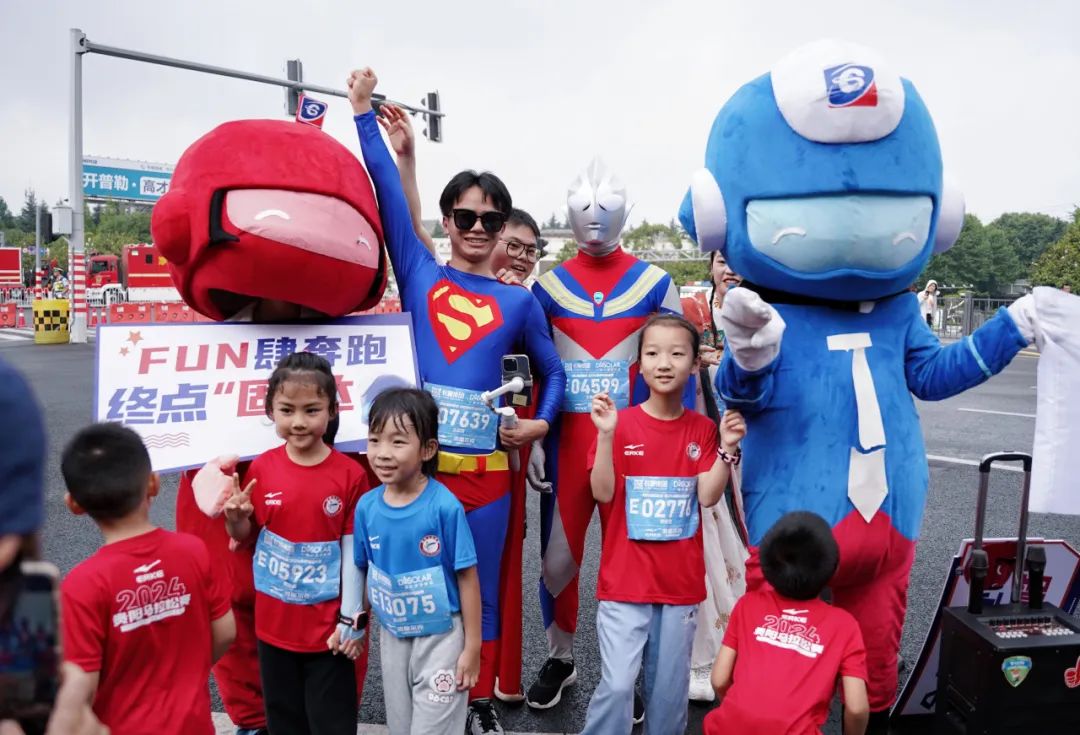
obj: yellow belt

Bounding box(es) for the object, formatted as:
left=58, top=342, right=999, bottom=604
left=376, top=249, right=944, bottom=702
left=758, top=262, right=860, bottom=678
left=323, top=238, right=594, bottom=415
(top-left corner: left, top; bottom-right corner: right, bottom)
left=437, top=450, right=510, bottom=475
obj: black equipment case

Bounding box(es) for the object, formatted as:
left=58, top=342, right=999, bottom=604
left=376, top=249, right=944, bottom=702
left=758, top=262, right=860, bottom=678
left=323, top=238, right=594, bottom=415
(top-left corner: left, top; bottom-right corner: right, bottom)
left=935, top=452, right=1080, bottom=733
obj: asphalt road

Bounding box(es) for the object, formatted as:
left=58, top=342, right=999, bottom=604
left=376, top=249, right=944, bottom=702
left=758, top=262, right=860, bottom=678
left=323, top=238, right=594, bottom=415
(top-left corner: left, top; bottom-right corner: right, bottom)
left=3, top=336, right=1075, bottom=734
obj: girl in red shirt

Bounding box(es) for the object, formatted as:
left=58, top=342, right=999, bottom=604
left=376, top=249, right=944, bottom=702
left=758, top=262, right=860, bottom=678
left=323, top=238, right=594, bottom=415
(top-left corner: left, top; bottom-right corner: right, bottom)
left=224, top=352, right=369, bottom=734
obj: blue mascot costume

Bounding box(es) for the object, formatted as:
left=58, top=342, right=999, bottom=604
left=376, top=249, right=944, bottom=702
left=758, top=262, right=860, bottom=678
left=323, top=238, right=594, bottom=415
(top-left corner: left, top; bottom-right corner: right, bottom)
left=679, top=39, right=1039, bottom=714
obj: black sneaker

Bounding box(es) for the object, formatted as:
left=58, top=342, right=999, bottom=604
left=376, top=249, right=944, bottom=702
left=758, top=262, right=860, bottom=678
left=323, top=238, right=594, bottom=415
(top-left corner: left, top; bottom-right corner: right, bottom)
left=633, top=690, right=645, bottom=725
left=466, top=698, right=504, bottom=735
left=525, top=657, right=577, bottom=709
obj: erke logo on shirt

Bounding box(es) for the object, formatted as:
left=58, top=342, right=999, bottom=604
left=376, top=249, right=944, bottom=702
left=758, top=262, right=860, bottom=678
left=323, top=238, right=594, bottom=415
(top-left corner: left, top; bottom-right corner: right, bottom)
left=133, top=559, right=164, bottom=583
left=624, top=444, right=645, bottom=457
left=265, top=491, right=283, bottom=507
left=419, top=535, right=442, bottom=557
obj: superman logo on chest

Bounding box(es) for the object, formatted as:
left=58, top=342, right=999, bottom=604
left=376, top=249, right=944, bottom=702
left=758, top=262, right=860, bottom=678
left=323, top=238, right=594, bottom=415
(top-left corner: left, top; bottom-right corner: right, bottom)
left=427, top=280, right=504, bottom=363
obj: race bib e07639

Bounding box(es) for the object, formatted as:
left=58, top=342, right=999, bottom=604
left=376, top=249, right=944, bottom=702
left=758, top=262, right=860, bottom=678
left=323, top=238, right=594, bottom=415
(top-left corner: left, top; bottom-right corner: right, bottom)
left=625, top=476, right=700, bottom=541
left=426, top=382, right=498, bottom=452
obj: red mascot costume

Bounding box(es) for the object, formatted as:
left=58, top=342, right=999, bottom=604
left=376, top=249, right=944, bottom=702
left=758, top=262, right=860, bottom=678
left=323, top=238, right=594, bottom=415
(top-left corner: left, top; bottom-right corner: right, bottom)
left=152, top=118, right=387, bottom=731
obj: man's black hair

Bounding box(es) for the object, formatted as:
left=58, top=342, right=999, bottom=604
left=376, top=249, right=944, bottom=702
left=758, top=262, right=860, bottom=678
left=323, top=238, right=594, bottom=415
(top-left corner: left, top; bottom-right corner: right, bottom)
left=438, top=170, right=512, bottom=217
left=368, top=388, right=440, bottom=477
left=759, top=511, right=840, bottom=600
left=506, top=208, right=541, bottom=242
left=61, top=423, right=152, bottom=521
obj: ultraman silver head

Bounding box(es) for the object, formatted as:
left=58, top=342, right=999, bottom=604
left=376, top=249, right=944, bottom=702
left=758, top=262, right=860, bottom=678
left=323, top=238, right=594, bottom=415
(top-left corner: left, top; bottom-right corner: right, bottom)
left=567, top=158, right=630, bottom=256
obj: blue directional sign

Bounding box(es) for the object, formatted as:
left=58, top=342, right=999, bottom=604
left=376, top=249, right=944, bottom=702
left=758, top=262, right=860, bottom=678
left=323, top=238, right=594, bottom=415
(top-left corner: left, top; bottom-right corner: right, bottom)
left=82, top=156, right=174, bottom=203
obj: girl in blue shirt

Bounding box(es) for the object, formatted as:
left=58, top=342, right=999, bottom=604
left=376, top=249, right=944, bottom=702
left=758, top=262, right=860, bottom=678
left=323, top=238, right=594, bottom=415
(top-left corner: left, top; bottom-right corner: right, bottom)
left=350, top=388, right=481, bottom=735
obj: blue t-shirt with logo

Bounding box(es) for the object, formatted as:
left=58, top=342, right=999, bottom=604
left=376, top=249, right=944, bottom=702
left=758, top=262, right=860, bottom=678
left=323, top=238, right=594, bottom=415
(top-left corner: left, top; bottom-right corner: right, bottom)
left=353, top=478, right=476, bottom=632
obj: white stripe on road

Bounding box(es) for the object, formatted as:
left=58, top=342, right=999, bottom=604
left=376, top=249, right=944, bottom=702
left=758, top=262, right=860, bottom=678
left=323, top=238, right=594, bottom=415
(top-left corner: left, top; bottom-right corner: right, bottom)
left=957, top=407, right=1036, bottom=419
left=927, top=454, right=1023, bottom=473
left=0, top=331, right=29, bottom=341
left=212, top=713, right=561, bottom=735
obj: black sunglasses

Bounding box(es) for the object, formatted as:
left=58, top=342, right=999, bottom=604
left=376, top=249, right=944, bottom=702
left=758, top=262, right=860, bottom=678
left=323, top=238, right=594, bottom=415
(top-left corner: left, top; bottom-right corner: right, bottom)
left=451, top=208, right=507, bottom=234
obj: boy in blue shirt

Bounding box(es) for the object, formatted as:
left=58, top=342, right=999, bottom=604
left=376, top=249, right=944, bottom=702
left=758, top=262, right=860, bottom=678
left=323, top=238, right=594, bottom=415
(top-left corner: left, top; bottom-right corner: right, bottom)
left=349, top=388, right=481, bottom=734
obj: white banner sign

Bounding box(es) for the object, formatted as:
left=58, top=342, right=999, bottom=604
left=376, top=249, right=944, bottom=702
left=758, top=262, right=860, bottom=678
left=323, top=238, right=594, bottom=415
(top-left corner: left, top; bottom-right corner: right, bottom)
left=94, top=315, right=419, bottom=472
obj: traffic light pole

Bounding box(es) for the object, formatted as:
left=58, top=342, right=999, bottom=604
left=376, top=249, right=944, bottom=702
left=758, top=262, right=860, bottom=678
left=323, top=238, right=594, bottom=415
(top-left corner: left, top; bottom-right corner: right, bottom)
left=68, top=27, right=444, bottom=343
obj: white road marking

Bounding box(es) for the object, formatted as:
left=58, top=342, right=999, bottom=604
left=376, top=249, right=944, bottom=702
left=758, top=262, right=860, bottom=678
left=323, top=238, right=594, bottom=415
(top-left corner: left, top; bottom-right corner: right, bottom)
left=927, top=454, right=1023, bottom=473
left=957, top=408, right=1036, bottom=419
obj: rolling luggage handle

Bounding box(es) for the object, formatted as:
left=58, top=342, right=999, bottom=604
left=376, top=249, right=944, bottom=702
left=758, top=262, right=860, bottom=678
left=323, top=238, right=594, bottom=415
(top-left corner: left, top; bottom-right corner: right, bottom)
left=968, top=452, right=1034, bottom=613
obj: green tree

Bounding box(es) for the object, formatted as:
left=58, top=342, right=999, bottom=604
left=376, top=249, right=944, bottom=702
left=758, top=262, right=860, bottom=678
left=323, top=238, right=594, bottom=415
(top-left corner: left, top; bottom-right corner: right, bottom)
left=431, top=220, right=446, bottom=238
left=0, top=197, right=14, bottom=229
left=17, top=188, right=41, bottom=232
left=86, top=201, right=152, bottom=254
left=987, top=212, right=1067, bottom=276
left=654, top=260, right=708, bottom=287
left=1031, top=209, right=1080, bottom=291
left=554, top=239, right=577, bottom=264
left=920, top=214, right=1021, bottom=295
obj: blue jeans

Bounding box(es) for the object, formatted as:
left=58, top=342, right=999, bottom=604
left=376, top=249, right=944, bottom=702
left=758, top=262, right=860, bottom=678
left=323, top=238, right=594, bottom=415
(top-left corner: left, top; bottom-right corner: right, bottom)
left=581, top=601, right=697, bottom=735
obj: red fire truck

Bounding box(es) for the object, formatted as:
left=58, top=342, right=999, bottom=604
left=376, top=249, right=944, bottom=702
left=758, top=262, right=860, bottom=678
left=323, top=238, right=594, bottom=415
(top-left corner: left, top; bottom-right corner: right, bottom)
left=0, top=248, right=22, bottom=289
left=87, top=243, right=180, bottom=304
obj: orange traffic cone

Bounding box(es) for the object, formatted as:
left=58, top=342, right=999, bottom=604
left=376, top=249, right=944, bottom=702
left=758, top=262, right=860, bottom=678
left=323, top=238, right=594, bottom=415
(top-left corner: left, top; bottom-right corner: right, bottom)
left=16, top=309, right=26, bottom=328
left=89, top=309, right=98, bottom=328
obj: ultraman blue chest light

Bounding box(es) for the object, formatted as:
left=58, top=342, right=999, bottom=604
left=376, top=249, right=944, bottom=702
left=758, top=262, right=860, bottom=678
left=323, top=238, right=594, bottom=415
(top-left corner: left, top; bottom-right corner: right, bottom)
left=679, top=39, right=1028, bottom=711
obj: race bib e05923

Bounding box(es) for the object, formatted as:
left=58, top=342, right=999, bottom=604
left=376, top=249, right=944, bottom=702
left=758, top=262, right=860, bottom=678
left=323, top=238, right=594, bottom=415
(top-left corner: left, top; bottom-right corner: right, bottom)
left=253, top=527, right=341, bottom=604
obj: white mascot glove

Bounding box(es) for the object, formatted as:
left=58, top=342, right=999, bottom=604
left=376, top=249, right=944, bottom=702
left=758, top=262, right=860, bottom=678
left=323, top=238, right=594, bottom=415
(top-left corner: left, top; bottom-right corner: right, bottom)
left=1007, top=293, right=1038, bottom=346
left=526, top=440, right=552, bottom=493
left=192, top=454, right=240, bottom=518
left=720, top=289, right=786, bottom=372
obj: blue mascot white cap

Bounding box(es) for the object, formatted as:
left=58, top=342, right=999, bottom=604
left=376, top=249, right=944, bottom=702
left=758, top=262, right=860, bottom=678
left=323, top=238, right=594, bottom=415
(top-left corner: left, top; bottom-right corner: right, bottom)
left=680, top=38, right=965, bottom=301
left=771, top=39, right=906, bottom=144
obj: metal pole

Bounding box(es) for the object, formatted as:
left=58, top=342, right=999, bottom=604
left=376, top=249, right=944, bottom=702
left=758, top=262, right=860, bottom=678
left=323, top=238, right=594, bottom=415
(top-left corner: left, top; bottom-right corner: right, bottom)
left=82, top=38, right=443, bottom=121
left=69, top=29, right=87, bottom=343
left=34, top=201, right=40, bottom=283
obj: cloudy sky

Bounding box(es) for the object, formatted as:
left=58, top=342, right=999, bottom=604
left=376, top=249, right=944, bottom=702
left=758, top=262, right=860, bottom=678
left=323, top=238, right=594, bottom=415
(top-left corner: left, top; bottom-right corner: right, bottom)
left=2, top=0, right=1078, bottom=230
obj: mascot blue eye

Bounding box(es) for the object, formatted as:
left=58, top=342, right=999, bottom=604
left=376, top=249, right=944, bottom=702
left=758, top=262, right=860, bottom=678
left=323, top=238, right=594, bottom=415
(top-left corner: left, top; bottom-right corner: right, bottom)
left=745, top=194, right=932, bottom=275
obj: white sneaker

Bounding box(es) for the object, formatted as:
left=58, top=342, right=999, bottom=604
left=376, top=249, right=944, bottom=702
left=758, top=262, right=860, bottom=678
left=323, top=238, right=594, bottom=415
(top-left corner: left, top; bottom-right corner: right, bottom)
left=688, top=666, right=715, bottom=702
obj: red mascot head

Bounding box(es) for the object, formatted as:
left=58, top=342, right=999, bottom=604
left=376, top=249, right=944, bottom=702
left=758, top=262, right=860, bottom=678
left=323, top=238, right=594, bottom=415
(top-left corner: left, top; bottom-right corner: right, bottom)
left=152, top=119, right=387, bottom=321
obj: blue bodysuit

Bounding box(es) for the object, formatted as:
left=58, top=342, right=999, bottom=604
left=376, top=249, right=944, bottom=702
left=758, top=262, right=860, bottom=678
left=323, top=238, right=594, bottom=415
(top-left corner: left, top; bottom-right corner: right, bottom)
left=354, top=113, right=566, bottom=687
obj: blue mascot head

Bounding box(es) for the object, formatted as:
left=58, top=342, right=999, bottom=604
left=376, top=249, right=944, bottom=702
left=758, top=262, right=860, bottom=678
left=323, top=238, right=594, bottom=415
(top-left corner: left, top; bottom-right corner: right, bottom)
left=679, top=39, right=965, bottom=301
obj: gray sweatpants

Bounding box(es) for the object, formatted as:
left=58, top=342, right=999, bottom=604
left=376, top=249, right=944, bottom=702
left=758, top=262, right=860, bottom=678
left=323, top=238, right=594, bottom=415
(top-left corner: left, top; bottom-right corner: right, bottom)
left=380, top=614, right=468, bottom=735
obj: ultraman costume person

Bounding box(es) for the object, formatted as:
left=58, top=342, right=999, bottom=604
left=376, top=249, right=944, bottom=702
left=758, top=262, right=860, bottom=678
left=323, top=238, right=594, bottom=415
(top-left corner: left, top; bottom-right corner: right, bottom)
left=527, top=160, right=686, bottom=706
left=679, top=40, right=1043, bottom=715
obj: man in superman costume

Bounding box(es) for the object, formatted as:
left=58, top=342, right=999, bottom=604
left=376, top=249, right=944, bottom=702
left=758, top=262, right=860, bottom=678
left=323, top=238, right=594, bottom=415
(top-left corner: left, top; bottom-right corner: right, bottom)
left=348, top=68, right=566, bottom=735
left=679, top=40, right=1047, bottom=724
left=151, top=118, right=388, bottom=733
left=524, top=159, right=686, bottom=712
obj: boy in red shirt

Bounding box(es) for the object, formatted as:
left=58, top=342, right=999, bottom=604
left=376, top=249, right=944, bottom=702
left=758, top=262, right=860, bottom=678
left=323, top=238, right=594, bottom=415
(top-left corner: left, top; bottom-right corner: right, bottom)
left=705, top=511, right=870, bottom=735
left=581, top=313, right=746, bottom=735
left=59, top=423, right=236, bottom=735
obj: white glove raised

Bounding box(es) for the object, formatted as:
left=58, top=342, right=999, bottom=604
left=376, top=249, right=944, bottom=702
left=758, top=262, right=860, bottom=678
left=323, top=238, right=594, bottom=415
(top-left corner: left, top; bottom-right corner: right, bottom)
left=192, top=454, right=240, bottom=518
left=1006, top=293, right=1038, bottom=346
left=526, top=440, right=552, bottom=493
left=720, top=288, right=786, bottom=372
